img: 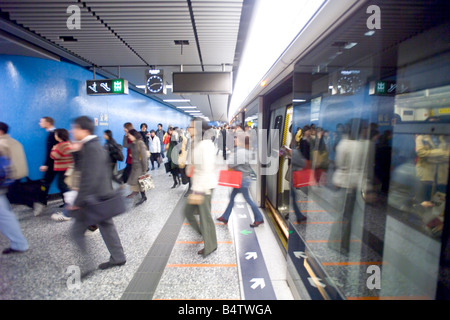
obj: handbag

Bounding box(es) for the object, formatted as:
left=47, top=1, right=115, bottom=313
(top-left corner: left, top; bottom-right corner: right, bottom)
left=187, top=192, right=205, bottom=205
left=218, top=170, right=242, bottom=188
left=138, top=173, right=155, bottom=191
left=83, top=190, right=126, bottom=225
left=164, top=161, right=172, bottom=173
left=292, top=169, right=314, bottom=188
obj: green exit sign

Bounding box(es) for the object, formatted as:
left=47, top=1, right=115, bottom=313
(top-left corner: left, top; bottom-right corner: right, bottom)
left=86, top=78, right=129, bottom=95
left=369, top=80, right=396, bottom=95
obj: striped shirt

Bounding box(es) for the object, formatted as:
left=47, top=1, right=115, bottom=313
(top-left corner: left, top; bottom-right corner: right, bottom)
left=50, top=141, right=73, bottom=171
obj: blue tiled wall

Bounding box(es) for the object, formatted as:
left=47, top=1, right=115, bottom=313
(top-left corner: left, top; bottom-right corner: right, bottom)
left=0, top=55, right=191, bottom=194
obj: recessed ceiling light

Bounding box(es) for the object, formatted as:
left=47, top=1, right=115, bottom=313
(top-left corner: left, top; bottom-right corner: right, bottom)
left=176, top=106, right=197, bottom=109
left=344, top=42, right=358, bottom=49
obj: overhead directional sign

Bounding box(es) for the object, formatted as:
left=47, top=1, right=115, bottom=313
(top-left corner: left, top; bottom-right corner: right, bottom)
left=86, top=78, right=129, bottom=95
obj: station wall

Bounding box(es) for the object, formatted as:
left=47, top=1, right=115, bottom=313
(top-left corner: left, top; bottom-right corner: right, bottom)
left=0, top=55, right=191, bottom=194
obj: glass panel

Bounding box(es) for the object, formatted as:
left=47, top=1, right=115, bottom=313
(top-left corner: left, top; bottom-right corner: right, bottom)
left=289, top=0, right=449, bottom=300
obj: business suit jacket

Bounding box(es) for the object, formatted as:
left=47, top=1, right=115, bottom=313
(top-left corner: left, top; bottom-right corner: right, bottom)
left=44, top=129, right=58, bottom=168
left=74, top=136, right=113, bottom=208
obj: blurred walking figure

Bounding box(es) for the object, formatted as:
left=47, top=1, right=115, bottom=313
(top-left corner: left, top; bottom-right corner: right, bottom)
left=184, top=118, right=218, bottom=257
left=0, top=122, right=29, bottom=254
left=218, top=134, right=264, bottom=228
left=156, top=123, right=166, bottom=160
left=50, top=129, right=73, bottom=203
left=126, top=129, right=149, bottom=206
left=139, top=123, right=150, bottom=151
left=167, top=128, right=182, bottom=188
left=34, top=116, right=58, bottom=216
left=149, top=130, right=161, bottom=170
left=121, top=122, right=134, bottom=183
left=103, top=130, right=124, bottom=185
left=67, top=116, right=126, bottom=274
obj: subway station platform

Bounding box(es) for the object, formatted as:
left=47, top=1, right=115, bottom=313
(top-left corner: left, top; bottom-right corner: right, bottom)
left=0, top=157, right=293, bottom=300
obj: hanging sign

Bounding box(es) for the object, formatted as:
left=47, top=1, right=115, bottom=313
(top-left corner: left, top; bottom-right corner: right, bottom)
left=86, top=78, right=129, bottom=95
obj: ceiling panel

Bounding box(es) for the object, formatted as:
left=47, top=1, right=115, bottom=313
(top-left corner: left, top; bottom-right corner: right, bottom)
left=0, top=0, right=248, bottom=121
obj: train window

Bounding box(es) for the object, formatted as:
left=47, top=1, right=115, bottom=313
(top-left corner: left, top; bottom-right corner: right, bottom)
left=288, top=0, right=449, bottom=299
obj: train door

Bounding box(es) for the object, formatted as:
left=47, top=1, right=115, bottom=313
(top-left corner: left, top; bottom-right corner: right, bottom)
left=265, top=104, right=293, bottom=237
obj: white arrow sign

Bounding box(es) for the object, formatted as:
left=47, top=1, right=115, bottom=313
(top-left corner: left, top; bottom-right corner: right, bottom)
left=238, top=213, right=247, bottom=219
left=294, top=251, right=307, bottom=259
left=250, top=278, right=266, bottom=290
left=308, top=277, right=326, bottom=288
left=236, top=204, right=245, bottom=209
left=245, top=252, right=258, bottom=260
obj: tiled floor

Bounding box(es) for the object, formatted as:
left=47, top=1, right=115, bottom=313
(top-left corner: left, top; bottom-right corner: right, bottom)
left=0, top=158, right=293, bottom=300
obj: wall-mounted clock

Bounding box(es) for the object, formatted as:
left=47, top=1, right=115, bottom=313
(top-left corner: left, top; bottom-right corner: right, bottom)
left=145, top=71, right=165, bottom=94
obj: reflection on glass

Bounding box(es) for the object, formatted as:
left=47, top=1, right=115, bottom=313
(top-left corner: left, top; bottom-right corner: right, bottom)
left=288, top=0, right=449, bottom=300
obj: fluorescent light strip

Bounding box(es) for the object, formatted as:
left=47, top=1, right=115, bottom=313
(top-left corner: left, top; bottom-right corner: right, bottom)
left=176, top=106, right=197, bottom=109
left=163, top=99, right=190, bottom=103
left=229, top=0, right=325, bottom=120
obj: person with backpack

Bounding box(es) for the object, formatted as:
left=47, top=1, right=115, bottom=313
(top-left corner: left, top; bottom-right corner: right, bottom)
left=104, top=130, right=124, bottom=185
left=0, top=122, right=29, bottom=254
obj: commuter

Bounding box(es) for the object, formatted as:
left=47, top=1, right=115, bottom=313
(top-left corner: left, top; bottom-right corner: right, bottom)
left=299, top=125, right=312, bottom=162
left=67, top=116, right=126, bottom=274
left=167, top=128, right=182, bottom=188
left=139, top=123, right=150, bottom=150
left=0, top=122, right=29, bottom=254
left=156, top=123, right=166, bottom=159
left=34, top=116, right=58, bottom=216
left=221, top=124, right=228, bottom=160
left=103, top=130, right=124, bottom=185
left=311, top=127, right=329, bottom=184
left=126, top=129, right=149, bottom=206
left=49, top=129, right=73, bottom=201
left=121, top=122, right=134, bottom=183
left=163, top=126, right=173, bottom=151
left=149, top=130, right=161, bottom=170
left=328, top=119, right=366, bottom=255
left=218, top=135, right=264, bottom=228
left=283, top=126, right=308, bottom=223
left=415, top=133, right=449, bottom=203
left=184, top=118, right=218, bottom=257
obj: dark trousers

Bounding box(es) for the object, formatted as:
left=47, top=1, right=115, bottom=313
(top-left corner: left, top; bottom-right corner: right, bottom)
left=43, top=166, right=57, bottom=198
left=184, top=193, right=217, bottom=256
left=150, top=153, right=160, bottom=169
left=70, top=215, right=126, bottom=272
left=121, top=163, right=132, bottom=183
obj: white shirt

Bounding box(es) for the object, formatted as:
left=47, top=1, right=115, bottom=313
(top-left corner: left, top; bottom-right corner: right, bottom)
left=191, top=140, right=217, bottom=195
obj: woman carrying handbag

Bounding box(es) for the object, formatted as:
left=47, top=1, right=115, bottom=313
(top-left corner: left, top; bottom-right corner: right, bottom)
left=126, top=129, right=149, bottom=206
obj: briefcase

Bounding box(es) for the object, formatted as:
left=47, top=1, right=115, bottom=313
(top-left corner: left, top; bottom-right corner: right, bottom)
left=82, top=190, right=126, bottom=226
left=218, top=170, right=242, bottom=188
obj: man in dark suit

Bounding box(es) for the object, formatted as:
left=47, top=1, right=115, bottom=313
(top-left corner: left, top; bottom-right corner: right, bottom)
left=34, top=116, right=58, bottom=216
left=67, top=116, right=126, bottom=274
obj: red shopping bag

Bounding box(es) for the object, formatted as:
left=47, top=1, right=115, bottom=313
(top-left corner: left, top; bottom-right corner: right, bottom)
left=292, top=169, right=314, bottom=188
left=218, top=170, right=242, bottom=188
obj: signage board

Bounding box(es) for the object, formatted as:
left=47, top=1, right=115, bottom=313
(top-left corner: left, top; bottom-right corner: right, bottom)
left=86, top=78, right=129, bottom=95
left=172, top=72, right=232, bottom=94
